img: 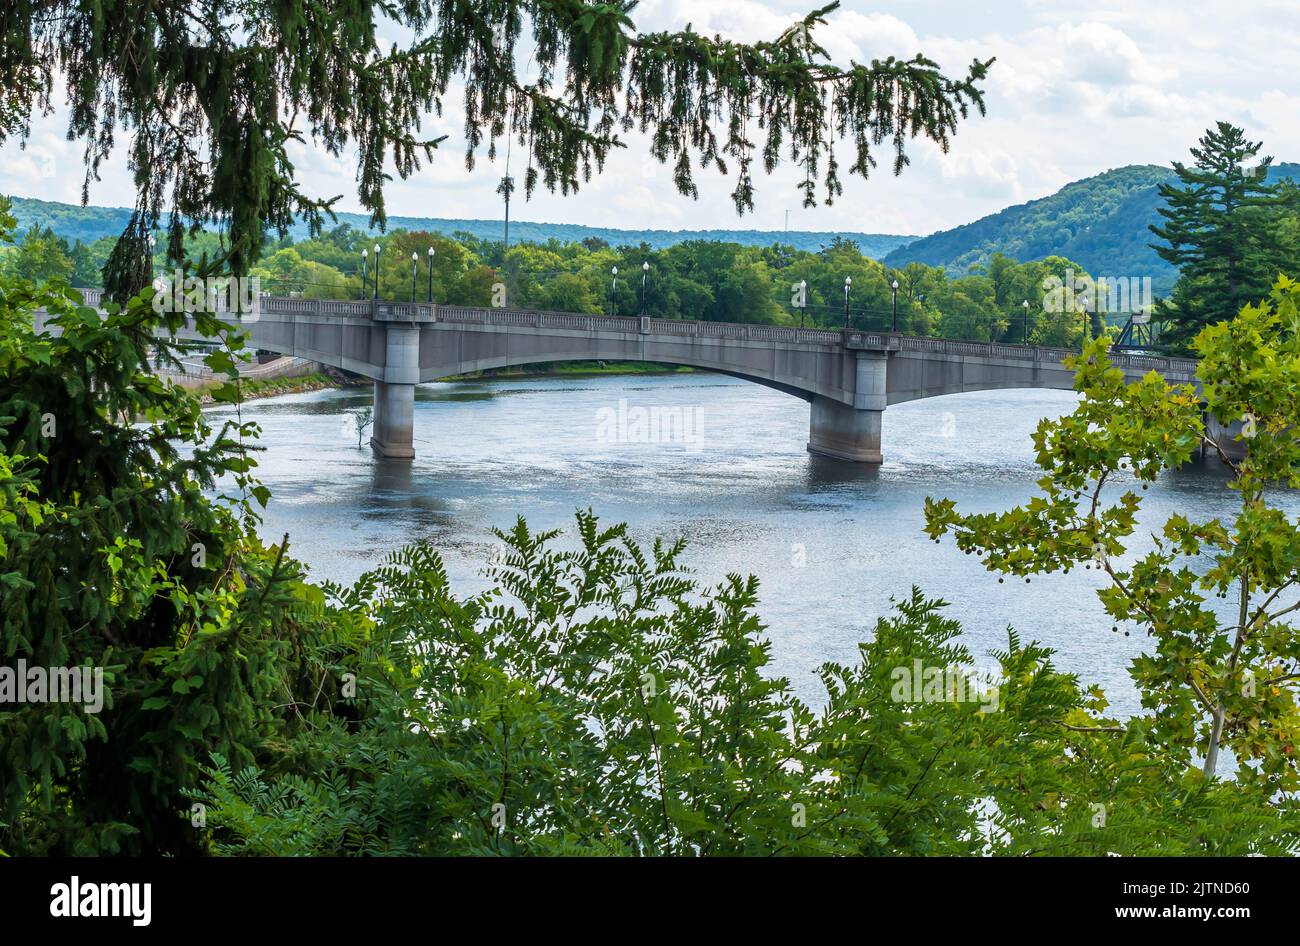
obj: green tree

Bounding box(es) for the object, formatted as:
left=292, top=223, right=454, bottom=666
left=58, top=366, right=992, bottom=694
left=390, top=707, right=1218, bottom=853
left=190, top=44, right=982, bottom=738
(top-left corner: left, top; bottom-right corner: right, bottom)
left=3, top=224, right=73, bottom=285
left=0, top=204, right=339, bottom=854
left=929, top=275, right=996, bottom=340
left=450, top=265, right=499, bottom=307
left=190, top=513, right=1297, bottom=855
left=927, top=276, right=1300, bottom=788
left=713, top=259, right=783, bottom=323
left=2, top=1, right=992, bottom=299
left=538, top=272, right=600, bottom=313
left=1151, top=122, right=1300, bottom=350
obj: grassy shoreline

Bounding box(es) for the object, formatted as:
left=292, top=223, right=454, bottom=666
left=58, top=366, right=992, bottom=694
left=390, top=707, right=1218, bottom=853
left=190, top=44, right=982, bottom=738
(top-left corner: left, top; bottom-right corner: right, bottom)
left=438, top=361, right=694, bottom=382
left=189, top=371, right=367, bottom=404
left=194, top=361, right=691, bottom=405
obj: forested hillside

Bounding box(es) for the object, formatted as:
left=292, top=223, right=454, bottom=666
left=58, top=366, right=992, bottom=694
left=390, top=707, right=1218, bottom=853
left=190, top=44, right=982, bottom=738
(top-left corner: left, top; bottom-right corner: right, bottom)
left=4, top=196, right=914, bottom=259
left=6, top=197, right=138, bottom=245
left=13, top=160, right=1298, bottom=297
left=885, top=163, right=1300, bottom=292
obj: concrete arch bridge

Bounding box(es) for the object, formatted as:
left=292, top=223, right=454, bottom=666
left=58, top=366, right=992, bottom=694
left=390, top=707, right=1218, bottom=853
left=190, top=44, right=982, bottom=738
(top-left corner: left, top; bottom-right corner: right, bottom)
left=65, top=290, right=1200, bottom=462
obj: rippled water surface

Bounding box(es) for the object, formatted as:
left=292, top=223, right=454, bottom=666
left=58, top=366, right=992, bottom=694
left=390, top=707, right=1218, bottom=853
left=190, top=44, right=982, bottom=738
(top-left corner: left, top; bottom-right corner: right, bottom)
left=207, top=372, right=1292, bottom=712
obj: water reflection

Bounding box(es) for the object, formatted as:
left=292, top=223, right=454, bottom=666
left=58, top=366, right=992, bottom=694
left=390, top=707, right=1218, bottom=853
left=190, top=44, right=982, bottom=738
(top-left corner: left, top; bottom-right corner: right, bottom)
left=803, top=454, right=883, bottom=489
left=204, top=372, right=1293, bottom=714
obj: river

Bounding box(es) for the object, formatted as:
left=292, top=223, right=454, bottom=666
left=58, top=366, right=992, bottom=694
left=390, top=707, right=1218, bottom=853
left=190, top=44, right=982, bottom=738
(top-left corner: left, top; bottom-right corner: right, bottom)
left=206, top=371, right=1283, bottom=714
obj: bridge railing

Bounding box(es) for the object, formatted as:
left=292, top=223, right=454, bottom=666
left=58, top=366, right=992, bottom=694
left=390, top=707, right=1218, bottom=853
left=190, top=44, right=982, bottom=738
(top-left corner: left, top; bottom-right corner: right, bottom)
left=418, top=305, right=1199, bottom=376
left=77, top=287, right=376, bottom=318
left=889, top=333, right=1197, bottom=380
left=436, top=305, right=849, bottom=345
left=436, top=306, right=638, bottom=333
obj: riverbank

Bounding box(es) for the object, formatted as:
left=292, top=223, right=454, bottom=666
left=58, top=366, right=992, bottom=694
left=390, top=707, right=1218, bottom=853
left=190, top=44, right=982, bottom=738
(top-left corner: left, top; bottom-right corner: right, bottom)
left=193, top=370, right=370, bottom=404
left=439, top=361, right=695, bottom=382
left=190, top=361, right=691, bottom=405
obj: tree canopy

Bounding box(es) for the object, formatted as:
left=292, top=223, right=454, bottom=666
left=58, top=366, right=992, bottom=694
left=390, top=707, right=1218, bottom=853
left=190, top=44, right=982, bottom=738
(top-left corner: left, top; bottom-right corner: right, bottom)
left=928, top=275, right=1300, bottom=788
left=0, top=0, right=991, bottom=298
left=1150, top=122, right=1300, bottom=350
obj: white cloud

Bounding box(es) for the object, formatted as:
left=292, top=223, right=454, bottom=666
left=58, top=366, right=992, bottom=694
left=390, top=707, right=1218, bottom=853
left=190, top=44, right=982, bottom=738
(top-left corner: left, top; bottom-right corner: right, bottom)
left=818, top=11, right=921, bottom=63
left=921, top=141, right=1019, bottom=199
left=2, top=0, right=1297, bottom=239
left=1056, top=21, right=1167, bottom=87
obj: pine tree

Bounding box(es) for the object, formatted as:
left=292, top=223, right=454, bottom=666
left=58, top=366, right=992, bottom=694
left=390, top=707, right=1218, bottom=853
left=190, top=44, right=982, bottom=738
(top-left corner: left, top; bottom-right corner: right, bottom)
left=0, top=1, right=992, bottom=300
left=1150, top=122, right=1300, bottom=350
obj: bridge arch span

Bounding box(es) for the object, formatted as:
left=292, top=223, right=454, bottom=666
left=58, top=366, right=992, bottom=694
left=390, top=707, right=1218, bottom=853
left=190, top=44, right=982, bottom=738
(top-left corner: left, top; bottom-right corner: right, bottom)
left=418, top=350, right=821, bottom=403
left=48, top=292, right=1201, bottom=464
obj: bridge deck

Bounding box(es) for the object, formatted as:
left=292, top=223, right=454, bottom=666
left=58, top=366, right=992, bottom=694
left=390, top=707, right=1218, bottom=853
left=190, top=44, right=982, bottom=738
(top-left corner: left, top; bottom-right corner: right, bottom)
left=68, top=288, right=1199, bottom=384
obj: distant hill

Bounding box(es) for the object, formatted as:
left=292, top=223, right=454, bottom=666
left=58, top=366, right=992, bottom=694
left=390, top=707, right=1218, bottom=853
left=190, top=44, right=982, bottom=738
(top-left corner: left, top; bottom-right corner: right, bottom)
left=297, top=212, right=918, bottom=259
left=16, top=159, right=1300, bottom=282
left=3, top=196, right=916, bottom=260
left=883, top=163, right=1300, bottom=294
left=6, top=197, right=138, bottom=246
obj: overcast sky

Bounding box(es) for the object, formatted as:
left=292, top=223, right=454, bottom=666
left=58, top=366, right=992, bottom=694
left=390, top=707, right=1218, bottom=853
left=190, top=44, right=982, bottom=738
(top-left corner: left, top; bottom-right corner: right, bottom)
left=3, top=0, right=1297, bottom=238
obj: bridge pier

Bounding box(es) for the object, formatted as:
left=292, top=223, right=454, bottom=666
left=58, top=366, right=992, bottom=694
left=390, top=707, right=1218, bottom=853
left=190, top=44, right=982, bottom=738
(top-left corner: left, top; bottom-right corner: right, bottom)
left=808, top=397, right=883, bottom=462
left=807, top=351, right=887, bottom=463
left=372, top=381, right=415, bottom=458
left=370, top=323, right=419, bottom=459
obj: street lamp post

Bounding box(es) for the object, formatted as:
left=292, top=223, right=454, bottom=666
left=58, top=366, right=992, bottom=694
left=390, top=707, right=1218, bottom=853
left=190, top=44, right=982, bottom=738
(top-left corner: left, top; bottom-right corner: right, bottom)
left=641, top=261, right=649, bottom=315
left=410, top=252, right=418, bottom=302
left=611, top=266, right=618, bottom=316
left=799, top=279, right=807, bottom=328
left=843, top=275, right=852, bottom=329
left=146, top=233, right=155, bottom=280
left=426, top=246, right=435, bottom=303
left=891, top=278, right=900, bottom=333
left=373, top=244, right=382, bottom=299
left=361, top=249, right=368, bottom=300
left=1022, top=299, right=1030, bottom=344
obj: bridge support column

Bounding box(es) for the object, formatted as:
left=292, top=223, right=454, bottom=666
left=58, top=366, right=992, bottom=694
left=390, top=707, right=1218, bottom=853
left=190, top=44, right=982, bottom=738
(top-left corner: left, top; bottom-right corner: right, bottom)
left=807, top=351, right=887, bottom=463
left=371, top=324, right=419, bottom=459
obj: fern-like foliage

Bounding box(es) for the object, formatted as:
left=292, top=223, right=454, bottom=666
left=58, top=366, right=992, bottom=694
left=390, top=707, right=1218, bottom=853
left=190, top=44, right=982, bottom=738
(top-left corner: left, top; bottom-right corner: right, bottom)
left=191, top=512, right=1299, bottom=856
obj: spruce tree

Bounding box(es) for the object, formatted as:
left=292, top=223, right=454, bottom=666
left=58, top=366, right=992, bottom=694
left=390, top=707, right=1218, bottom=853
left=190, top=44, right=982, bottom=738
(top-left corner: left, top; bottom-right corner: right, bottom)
left=0, top=1, right=992, bottom=300
left=1150, top=122, right=1300, bottom=350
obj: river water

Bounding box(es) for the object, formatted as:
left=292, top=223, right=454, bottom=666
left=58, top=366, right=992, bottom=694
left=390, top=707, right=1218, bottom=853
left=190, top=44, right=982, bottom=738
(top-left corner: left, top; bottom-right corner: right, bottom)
left=207, top=372, right=1288, bottom=714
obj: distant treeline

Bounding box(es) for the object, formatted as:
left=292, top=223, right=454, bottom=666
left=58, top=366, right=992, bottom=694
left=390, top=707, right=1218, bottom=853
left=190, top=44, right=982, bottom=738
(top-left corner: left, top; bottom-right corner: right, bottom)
left=0, top=215, right=1121, bottom=347
left=10, top=159, right=1299, bottom=301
